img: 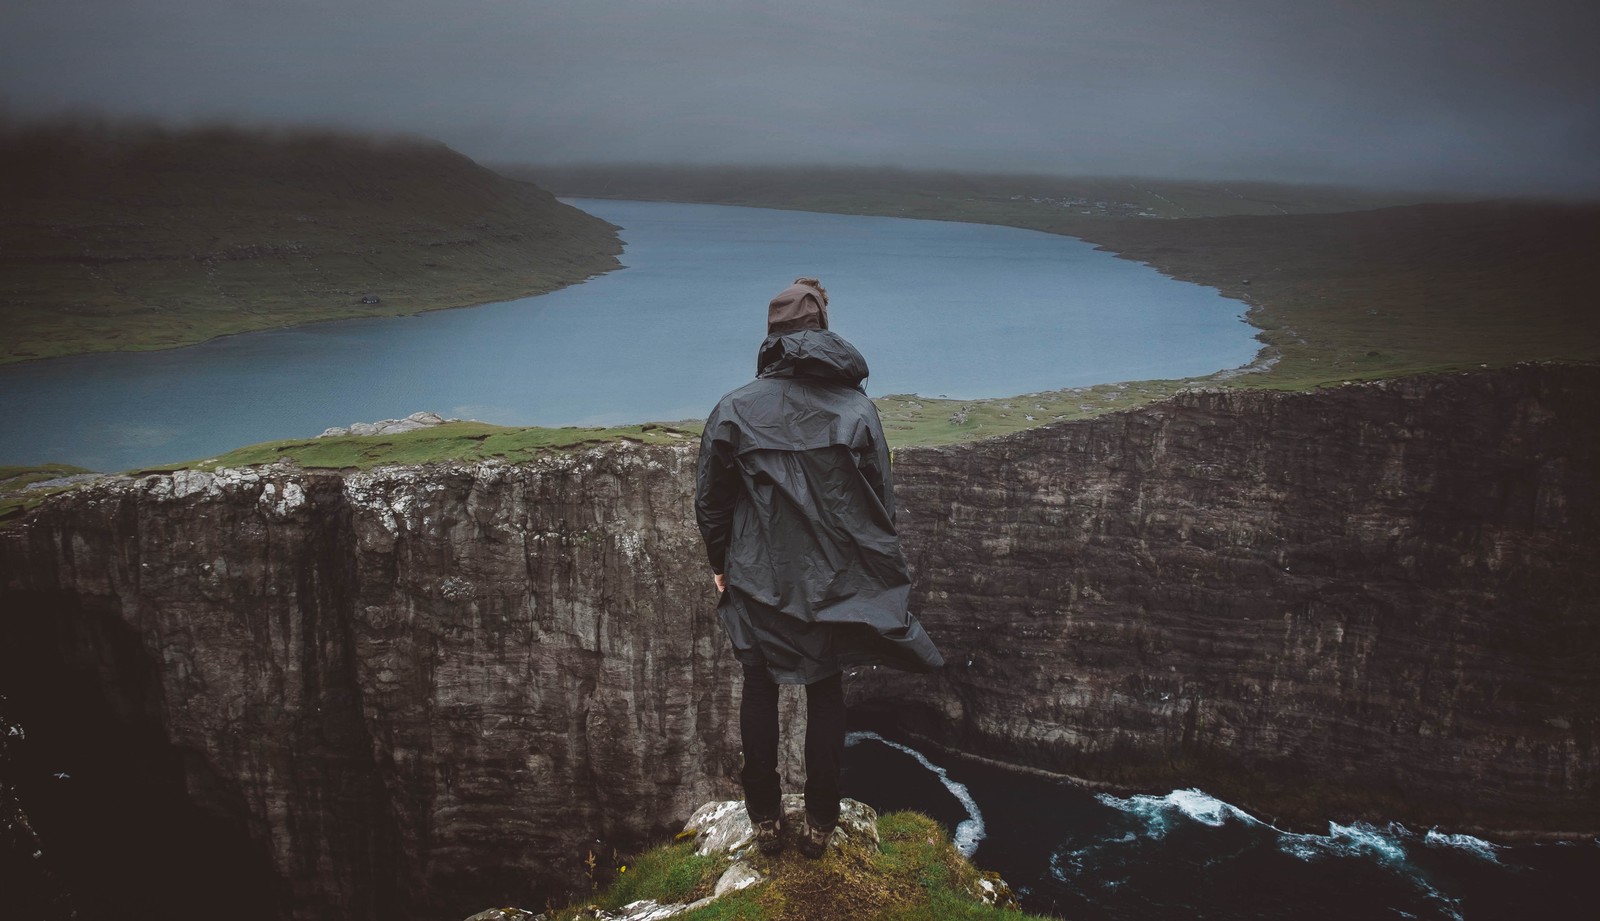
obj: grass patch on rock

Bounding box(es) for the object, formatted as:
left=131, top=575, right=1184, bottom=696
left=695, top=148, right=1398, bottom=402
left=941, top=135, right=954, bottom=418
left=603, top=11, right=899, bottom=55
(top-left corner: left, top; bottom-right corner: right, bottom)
left=0, top=463, right=98, bottom=524
left=874, top=379, right=1193, bottom=447
left=597, top=840, right=725, bottom=913
left=546, top=809, right=1053, bottom=921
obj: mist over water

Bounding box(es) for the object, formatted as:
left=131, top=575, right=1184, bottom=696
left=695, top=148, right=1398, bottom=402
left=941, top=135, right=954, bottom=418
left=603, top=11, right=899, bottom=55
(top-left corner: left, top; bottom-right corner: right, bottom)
left=0, top=199, right=1257, bottom=472
left=841, top=734, right=1596, bottom=920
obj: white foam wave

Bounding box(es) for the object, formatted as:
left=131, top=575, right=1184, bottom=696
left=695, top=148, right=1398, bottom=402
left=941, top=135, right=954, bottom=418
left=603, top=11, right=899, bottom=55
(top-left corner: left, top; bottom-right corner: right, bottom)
left=1278, top=822, right=1461, bottom=919
left=1094, top=787, right=1465, bottom=921
left=1281, top=822, right=1407, bottom=864
left=845, top=731, right=986, bottom=857
left=1424, top=830, right=1501, bottom=863
left=1094, top=787, right=1263, bottom=838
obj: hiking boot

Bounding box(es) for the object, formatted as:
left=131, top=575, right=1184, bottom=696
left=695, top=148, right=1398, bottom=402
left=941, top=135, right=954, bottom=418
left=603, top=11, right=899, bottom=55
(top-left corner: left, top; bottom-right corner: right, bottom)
left=798, top=816, right=834, bottom=859
left=753, top=817, right=784, bottom=855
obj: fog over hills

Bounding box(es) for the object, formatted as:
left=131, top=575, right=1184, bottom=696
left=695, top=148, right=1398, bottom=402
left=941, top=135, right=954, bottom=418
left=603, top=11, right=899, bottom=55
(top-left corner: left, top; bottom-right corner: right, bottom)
left=2, top=0, right=1597, bottom=196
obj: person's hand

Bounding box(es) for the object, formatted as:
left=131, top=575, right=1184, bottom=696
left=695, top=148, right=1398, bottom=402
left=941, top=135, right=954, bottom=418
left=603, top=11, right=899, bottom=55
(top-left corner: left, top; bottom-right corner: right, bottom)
left=713, top=572, right=727, bottom=593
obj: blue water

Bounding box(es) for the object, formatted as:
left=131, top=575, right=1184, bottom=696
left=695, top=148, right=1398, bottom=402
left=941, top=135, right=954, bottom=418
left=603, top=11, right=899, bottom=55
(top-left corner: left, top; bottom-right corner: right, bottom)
left=841, top=734, right=1596, bottom=921
left=0, top=199, right=1258, bottom=471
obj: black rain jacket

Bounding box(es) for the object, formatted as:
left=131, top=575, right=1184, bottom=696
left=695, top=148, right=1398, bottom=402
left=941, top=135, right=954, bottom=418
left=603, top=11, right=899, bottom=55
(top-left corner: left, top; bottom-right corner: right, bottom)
left=695, top=329, right=944, bottom=684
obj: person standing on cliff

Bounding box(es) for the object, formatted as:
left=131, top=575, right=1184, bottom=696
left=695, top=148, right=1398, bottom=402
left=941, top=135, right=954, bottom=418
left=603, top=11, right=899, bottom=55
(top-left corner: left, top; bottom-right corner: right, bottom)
left=695, top=276, right=944, bottom=859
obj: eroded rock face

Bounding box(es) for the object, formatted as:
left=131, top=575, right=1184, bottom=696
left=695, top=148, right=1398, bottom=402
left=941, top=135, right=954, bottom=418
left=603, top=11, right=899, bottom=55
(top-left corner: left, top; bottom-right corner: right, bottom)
left=857, top=363, right=1600, bottom=832
left=2, top=365, right=1597, bottom=920
left=1, top=445, right=746, bottom=919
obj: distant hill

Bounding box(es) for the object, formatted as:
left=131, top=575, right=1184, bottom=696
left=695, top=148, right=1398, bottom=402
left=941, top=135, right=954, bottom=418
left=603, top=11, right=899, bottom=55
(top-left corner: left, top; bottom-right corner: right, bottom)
left=0, top=122, right=622, bottom=364
left=1069, top=201, right=1600, bottom=387
left=506, top=163, right=1439, bottom=220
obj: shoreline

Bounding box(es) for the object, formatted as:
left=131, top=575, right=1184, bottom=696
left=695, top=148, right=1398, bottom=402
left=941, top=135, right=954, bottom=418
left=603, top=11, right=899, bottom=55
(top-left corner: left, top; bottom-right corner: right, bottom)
left=0, top=265, right=623, bottom=369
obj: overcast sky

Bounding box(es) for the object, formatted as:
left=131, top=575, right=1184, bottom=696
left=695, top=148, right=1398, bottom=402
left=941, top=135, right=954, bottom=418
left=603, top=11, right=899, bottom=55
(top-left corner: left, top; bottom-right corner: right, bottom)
left=2, top=0, right=1597, bottom=194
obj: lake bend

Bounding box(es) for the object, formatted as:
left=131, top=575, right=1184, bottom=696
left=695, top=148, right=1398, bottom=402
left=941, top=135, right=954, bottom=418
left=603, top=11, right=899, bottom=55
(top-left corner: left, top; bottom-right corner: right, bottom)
left=1, top=199, right=1261, bottom=471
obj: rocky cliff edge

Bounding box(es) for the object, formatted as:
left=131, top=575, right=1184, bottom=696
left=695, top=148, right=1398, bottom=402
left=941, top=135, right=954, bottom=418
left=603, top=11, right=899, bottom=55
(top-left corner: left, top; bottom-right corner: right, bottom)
left=2, top=363, right=1597, bottom=920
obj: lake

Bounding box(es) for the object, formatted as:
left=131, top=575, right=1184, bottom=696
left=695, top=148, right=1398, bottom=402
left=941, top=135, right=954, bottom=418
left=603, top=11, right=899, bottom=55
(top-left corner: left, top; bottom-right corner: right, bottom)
left=0, top=199, right=1259, bottom=471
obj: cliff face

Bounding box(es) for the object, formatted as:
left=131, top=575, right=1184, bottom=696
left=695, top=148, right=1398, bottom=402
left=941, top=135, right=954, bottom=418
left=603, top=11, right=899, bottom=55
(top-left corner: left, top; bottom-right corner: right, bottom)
left=3, top=365, right=1597, bottom=919
left=2, top=447, right=746, bottom=919
left=863, top=363, right=1600, bottom=830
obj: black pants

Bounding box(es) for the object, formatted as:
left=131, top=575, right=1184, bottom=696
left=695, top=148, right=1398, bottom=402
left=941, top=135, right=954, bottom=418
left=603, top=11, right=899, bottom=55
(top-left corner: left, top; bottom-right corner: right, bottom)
left=739, top=664, right=844, bottom=829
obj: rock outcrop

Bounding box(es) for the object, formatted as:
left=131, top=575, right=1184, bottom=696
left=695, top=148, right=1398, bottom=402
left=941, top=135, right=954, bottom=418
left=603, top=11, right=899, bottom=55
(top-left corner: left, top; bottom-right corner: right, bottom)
left=2, top=363, right=1597, bottom=920
left=319, top=410, right=457, bottom=437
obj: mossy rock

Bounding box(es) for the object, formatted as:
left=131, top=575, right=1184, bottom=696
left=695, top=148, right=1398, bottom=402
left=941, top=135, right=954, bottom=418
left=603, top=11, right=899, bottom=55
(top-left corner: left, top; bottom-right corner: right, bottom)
left=512, top=797, right=1052, bottom=921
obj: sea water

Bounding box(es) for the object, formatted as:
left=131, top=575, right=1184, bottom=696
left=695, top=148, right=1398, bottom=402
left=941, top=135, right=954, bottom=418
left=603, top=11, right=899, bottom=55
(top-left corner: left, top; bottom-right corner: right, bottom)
left=0, top=199, right=1258, bottom=471
left=841, top=733, right=1595, bottom=920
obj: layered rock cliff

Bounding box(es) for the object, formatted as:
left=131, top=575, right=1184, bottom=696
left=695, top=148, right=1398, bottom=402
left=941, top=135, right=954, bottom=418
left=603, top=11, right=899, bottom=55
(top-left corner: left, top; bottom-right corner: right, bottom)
left=2, top=448, right=743, bottom=919
left=860, top=363, right=1600, bottom=832
left=2, top=364, right=1597, bottom=920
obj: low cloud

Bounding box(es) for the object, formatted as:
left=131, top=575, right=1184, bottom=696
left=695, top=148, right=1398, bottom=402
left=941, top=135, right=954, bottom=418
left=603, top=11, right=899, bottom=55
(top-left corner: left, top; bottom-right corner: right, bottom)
left=2, top=0, right=1596, bottom=195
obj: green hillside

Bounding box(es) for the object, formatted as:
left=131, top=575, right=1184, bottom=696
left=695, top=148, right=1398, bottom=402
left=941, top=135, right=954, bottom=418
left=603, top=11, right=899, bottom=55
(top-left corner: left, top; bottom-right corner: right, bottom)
left=0, top=122, right=622, bottom=364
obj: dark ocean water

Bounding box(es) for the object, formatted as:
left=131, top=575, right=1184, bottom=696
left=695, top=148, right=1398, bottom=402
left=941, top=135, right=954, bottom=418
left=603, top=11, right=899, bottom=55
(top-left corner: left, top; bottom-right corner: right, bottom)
left=0, top=199, right=1258, bottom=471
left=840, top=732, right=1595, bottom=921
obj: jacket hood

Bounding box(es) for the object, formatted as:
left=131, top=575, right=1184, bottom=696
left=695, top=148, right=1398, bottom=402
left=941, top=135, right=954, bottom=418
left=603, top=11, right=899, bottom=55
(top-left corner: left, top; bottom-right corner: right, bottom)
left=757, top=329, right=869, bottom=389
left=767, top=281, right=830, bottom=333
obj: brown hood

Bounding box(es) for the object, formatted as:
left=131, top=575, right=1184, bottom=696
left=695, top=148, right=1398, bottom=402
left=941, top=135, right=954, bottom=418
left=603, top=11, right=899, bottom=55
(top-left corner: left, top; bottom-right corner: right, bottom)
left=767, top=282, right=829, bottom=333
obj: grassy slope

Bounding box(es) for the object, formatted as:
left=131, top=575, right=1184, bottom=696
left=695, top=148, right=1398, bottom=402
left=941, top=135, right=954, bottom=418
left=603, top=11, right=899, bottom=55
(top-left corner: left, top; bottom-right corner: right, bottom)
left=1065, top=202, right=1600, bottom=388
left=545, top=811, right=1051, bottom=921
left=0, top=122, right=622, bottom=364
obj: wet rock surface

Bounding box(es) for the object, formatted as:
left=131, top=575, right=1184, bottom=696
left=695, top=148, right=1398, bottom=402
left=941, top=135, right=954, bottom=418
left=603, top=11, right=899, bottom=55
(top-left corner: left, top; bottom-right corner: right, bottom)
left=2, top=364, right=1597, bottom=919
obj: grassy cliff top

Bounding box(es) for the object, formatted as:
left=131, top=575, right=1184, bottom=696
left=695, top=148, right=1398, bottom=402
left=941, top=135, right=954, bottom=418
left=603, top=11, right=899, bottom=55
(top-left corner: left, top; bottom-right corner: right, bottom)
left=0, top=424, right=702, bottom=525
left=168, top=420, right=701, bottom=472
left=0, top=121, right=622, bottom=364
left=535, top=809, right=1051, bottom=921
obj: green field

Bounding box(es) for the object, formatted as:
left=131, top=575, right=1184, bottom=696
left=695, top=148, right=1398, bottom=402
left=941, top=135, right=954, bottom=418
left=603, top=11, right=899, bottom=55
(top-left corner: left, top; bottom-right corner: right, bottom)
left=0, top=122, right=622, bottom=364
